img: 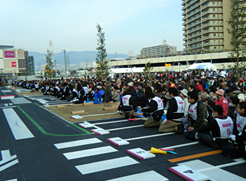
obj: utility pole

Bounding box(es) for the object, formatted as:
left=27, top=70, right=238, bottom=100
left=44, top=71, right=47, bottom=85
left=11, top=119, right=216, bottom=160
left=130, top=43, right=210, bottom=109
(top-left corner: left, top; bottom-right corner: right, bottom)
left=62, top=49, right=67, bottom=76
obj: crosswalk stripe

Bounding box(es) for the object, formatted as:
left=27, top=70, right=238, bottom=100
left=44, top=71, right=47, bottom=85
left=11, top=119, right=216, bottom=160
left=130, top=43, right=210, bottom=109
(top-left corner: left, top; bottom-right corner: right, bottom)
left=107, top=170, right=169, bottom=181
left=75, top=156, right=139, bottom=175
left=63, top=146, right=117, bottom=160
left=94, top=119, right=128, bottom=125
left=3, top=108, right=34, bottom=140
left=107, top=125, right=143, bottom=131
left=54, top=138, right=102, bottom=149
left=126, top=132, right=174, bottom=141
left=11, top=97, right=31, bottom=104
left=161, top=141, right=199, bottom=149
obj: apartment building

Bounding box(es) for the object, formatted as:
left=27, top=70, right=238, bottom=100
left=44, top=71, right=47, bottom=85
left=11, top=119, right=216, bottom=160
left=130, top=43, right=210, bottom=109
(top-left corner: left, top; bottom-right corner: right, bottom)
left=182, top=0, right=234, bottom=53
left=140, top=40, right=177, bottom=57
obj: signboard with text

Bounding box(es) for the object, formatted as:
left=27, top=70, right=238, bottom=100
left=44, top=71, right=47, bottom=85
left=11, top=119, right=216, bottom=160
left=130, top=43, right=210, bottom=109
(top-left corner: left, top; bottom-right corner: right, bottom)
left=5, top=51, right=15, bottom=58
left=165, top=64, right=171, bottom=67
left=11, top=62, right=16, bottom=67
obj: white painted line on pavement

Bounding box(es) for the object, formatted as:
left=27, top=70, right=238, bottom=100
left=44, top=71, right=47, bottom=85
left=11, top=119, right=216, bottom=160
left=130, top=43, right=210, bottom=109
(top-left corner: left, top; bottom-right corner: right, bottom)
left=0, top=159, right=18, bottom=172
left=3, top=108, right=34, bottom=140
left=107, top=125, right=143, bottom=132
left=94, top=119, right=128, bottom=125
left=107, top=170, right=169, bottom=181
left=64, top=146, right=117, bottom=160
left=126, top=132, right=174, bottom=141
left=0, top=150, right=17, bottom=166
left=161, top=142, right=199, bottom=149
left=197, top=158, right=246, bottom=172
left=75, top=156, right=139, bottom=175
left=54, top=138, right=102, bottom=149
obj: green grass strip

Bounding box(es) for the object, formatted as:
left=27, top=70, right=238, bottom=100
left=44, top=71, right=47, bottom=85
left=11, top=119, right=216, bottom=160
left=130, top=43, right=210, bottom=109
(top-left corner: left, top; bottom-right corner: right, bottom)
left=34, top=103, right=91, bottom=134
left=17, top=105, right=91, bottom=136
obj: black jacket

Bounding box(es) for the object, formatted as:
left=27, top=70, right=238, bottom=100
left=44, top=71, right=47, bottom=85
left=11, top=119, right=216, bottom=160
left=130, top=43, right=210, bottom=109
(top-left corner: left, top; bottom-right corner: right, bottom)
left=142, top=99, right=164, bottom=121
left=166, top=97, right=184, bottom=120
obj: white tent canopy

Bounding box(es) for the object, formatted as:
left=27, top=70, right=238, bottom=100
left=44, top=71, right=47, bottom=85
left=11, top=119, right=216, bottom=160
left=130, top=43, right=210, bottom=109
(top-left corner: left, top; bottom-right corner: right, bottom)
left=188, top=63, right=217, bottom=71
left=110, top=67, right=144, bottom=74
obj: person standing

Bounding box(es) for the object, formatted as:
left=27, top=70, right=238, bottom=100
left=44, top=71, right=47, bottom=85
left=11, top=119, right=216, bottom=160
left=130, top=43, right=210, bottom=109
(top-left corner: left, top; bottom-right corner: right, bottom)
left=116, top=75, right=121, bottom=89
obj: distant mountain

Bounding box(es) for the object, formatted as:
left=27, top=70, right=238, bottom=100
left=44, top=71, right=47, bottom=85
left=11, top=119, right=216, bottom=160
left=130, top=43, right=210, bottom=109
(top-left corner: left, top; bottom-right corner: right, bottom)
left=28, top=51, right=129, bottom=69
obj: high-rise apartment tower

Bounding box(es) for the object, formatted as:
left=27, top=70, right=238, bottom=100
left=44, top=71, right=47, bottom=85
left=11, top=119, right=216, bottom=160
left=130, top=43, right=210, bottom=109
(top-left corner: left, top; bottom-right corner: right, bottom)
left=182, top=0, right=234, bottom=53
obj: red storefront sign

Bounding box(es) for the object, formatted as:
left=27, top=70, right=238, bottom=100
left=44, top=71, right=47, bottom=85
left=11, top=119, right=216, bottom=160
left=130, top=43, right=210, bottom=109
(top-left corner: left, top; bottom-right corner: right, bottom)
left=11, top=62, right=16, bottom=67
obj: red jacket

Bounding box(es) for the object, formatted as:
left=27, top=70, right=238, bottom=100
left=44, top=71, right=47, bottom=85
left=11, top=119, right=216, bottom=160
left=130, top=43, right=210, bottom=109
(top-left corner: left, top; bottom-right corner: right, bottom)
left=196, top=84, right=204, bottom=92
left=214, top=97, right=229, bottom=116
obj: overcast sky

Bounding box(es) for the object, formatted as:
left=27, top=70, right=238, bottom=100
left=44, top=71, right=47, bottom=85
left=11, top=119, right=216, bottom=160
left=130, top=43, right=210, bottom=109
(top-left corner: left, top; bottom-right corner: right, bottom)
left=1, top=0, right=183, bottom=55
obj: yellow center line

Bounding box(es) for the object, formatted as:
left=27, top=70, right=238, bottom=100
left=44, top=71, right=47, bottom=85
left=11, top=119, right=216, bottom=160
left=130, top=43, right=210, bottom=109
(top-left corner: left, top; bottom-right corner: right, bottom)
left=168, top=150, right=222, bottom=163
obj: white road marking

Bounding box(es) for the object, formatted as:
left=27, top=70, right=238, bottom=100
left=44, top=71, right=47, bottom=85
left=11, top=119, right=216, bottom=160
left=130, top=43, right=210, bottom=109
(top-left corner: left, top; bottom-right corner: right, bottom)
left=107, top=170, right=169, bottom=181
left=161, top=141, right=199, bottom=149
left=0, top=150, right=17, bottom=166
left=1, top=90, right=12, bottom=93
left=107, top=125, right=143, bottom=132
left=75, top=156, right=139, bottom=175
left=126, top=132, right=174, bottom=141
left=179, top=159, right=246, bottom=181
left=63, top=146, right=117, bottom=160
left=94, top=119, right=128, bottom=125
left=0, top=159, right=18, bottom=172
left=11, top=97, right=31, bottom=104
left=3, top=108, right=34, bottom=140
left=54, top=138, right=102, bottom=149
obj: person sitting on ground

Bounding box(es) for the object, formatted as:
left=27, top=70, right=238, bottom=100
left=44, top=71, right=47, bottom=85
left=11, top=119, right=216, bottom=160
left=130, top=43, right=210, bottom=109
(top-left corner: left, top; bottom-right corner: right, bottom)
left=111, top=86, right=121, bottom=102
left=238, top=94, right=245, bottom=103
left=230, top=102, right=246, bottom=160
left=159, top=88, right=184, bottom=134
left=118, top=88, right=138, bottom=119
left=227, top=96, right=239, bottom=122
left=141, top=91, right=164, bottom=128
left=214, top=89, right=229, bottom=116
left=198, top=105, right=233, bottom=149
left=180, top=89, right=189, bottom=117
left=185, top=90, right=207, bottom=140
left=96, top=85, right=105, bottom=102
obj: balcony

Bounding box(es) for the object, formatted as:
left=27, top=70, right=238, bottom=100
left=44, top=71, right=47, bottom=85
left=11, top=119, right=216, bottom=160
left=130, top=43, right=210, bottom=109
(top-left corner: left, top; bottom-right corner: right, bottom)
left=202, top=29, right=223, bottom=34
left=188, top=27, right=201, bottom=34
left=202, top=9, right=223, bottom=16
left=188, top=38, right=202, bottom=44
left=201, top=0, right=208, bottom=5
left=201, top=2, right=222, bottom=11
left=188, top=20, right=201, bottom=28
left=203, top=35, right=223, bottom=40
left=187, top=9, right=201, bottom=19
left=187, top=3, right=200, bottom=13
left=202, top=16, right=223, bottom=22
left=189, top=44, right=202, bottom=49
left=188, top=14, right=201, bottom=23
left=187, top=0, right=197, bottom=8
left=202, top=22, right=223, bottom=28
left=188, top=32, right=202, bottom=39
left=203, top=42, right=224, bottom=46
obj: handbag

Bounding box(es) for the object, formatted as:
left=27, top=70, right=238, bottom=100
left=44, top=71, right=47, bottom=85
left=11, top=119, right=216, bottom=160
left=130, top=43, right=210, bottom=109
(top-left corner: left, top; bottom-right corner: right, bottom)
left=221, top=140, right=238, bottom=158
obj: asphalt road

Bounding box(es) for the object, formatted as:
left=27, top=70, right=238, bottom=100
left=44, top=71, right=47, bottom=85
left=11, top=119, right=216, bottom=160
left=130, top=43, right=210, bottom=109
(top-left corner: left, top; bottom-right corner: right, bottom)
left=0, top=87, right=246, bottom=181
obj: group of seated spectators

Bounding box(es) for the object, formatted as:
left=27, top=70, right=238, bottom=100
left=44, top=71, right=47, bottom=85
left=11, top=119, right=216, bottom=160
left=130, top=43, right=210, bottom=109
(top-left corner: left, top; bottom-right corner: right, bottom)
left=11, top=70, right=246, bottom=160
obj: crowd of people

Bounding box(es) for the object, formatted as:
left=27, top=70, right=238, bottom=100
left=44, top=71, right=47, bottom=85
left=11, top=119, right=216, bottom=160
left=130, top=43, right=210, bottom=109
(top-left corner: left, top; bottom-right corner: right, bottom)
left=12, top=69, right=246, bottom=159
